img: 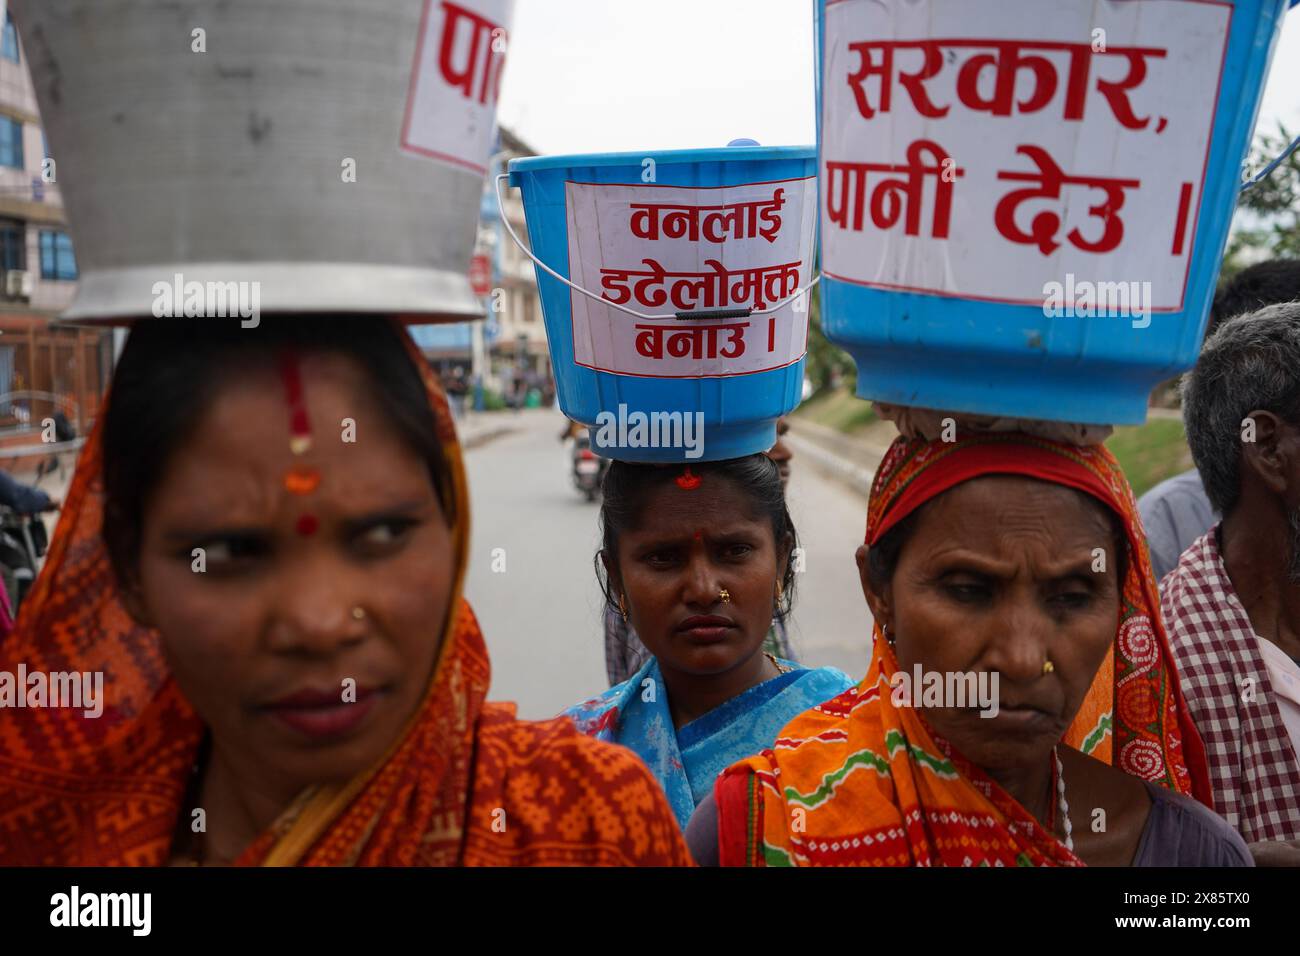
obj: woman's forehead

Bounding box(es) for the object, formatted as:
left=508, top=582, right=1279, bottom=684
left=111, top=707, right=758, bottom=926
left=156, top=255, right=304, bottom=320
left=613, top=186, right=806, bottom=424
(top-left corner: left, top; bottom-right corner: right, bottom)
left=195, top=352, right=377, bottom=428
left=914, top=475, right=1116, bottom=543
left=626, top=478, right=767, bottom=535
left=149, top=356, right=426, bottom=508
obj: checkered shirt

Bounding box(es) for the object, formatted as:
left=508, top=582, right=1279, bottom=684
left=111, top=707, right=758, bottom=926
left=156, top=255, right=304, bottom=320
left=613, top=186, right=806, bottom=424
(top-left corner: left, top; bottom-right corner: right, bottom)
left=1161, top=526, right=1300, bottom=841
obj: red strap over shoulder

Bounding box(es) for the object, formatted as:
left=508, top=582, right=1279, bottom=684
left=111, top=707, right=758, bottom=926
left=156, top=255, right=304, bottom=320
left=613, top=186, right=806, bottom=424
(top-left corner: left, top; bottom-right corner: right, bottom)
left=715, top=767, right=764, bottom=867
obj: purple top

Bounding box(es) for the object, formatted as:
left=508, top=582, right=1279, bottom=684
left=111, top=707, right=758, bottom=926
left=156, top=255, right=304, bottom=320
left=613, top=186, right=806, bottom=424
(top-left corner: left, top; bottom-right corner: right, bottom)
left=1133, top=781, right=1253, bottom=867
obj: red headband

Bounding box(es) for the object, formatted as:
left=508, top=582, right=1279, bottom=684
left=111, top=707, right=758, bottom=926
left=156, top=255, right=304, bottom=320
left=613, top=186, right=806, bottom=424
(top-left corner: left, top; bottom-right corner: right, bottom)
left=865, top=435, right=1128, bottom=547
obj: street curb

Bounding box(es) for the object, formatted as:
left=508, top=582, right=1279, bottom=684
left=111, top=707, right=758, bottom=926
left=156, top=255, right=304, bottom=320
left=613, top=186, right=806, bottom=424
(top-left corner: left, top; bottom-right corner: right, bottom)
left=460, top=424, right=519, bottom=450
left=786, top=431, right=876, bottom=499
left=786, top=418, right=892, bottom=500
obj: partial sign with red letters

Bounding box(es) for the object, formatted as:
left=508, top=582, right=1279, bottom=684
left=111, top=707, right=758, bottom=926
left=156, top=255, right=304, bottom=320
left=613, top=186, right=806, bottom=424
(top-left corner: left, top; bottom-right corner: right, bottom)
left=469, top=252, right=492, bottom=295
left=402, top=0, right=515, bottom=173
left=564, top=177, right=817, bottom=378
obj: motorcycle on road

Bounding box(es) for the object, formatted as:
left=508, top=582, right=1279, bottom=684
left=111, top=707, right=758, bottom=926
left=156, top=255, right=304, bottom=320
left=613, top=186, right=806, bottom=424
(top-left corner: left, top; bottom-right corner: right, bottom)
left=570, top=428, right=609, bottom=502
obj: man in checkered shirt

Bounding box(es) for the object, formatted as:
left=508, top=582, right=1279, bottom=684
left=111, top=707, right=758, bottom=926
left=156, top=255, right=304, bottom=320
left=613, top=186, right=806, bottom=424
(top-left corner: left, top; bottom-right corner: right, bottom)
left=1163, top=302, right=1300, bottom=865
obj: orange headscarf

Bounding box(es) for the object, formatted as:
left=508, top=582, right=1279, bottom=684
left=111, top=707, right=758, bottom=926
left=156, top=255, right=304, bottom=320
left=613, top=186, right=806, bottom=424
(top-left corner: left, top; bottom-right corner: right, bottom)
left=0, top=319, right=692, bottom=867
left=716, top=432, right=1211, bottom=866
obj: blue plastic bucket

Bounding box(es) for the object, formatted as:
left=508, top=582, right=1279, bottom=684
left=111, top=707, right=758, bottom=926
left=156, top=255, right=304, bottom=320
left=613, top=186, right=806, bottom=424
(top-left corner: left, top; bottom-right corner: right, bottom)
left=815, top=0, right=1292, bottom=424
left=507, top=146, right=817, bottom=461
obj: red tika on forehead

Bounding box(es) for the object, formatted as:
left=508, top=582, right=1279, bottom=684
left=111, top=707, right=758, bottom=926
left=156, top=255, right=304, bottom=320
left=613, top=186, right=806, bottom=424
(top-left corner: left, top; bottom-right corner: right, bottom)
left=675, top=466, right=701, bottom=491
left=278, top=350, right=321, bottom=511
left=284, top=465, right=321, bottom=496
left=279, top=349, right=313, bottom=455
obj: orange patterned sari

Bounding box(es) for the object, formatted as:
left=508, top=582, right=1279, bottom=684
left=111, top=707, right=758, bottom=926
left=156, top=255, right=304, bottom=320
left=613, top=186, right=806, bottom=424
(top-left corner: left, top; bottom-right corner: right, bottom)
left=0, top=320, right=692, bottom=866
left=716, top=432, right=1211, bottom=866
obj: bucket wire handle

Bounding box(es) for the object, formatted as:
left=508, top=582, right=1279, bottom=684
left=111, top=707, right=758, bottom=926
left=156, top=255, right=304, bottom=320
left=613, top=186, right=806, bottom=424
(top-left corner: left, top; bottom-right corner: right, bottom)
left=494, top=173, right=819, bottom=321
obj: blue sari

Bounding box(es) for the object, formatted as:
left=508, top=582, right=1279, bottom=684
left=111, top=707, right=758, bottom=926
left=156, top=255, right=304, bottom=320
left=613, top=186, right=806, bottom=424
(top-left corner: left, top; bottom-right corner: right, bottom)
left=561, top=658, right=855, bottom=829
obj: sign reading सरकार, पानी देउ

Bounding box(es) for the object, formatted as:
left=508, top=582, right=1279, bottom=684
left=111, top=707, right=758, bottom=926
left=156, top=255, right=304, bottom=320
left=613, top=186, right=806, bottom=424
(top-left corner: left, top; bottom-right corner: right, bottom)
left=819, top=0, right=1230, bottom=312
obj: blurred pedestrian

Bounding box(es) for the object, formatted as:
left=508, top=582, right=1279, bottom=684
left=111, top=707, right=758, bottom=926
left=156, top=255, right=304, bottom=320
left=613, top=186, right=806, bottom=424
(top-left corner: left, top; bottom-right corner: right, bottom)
left=1140, top=258, right=1300, bottom=581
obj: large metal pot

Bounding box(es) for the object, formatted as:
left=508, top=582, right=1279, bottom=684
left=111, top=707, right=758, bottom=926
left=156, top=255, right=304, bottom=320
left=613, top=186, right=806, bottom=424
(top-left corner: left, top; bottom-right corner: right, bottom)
left=12, top=0, right=514, bottom=324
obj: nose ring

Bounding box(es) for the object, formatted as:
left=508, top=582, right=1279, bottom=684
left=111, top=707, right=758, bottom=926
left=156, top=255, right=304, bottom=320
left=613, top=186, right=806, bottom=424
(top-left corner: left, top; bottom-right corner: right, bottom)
left=1042, top=659, right=1054, bottom=675
left=351, top=606, right=367, bottom=621
left=718, top=588, right=731, bottom=604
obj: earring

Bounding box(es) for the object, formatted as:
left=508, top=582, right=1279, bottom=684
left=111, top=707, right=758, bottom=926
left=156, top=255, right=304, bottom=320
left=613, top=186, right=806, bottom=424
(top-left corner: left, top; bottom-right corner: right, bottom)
left=881, top=622, right=894, bottom=646
left=774, top=580, right=784, bottom=603
left=719, top=588, right=731, bottom=604
left=617, top=593, right=628, bottom=623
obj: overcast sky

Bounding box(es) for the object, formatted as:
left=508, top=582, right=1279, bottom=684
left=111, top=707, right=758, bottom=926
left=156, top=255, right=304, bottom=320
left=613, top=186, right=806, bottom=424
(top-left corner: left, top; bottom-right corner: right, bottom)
left=497, top=0, right=1300, bottom=155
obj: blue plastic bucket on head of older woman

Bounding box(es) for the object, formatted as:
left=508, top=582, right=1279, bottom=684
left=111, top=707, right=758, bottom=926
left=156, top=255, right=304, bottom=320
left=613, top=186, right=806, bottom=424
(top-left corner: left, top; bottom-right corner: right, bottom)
left=503, top=144, right=818, bottom=462
left=814, top=0, right=1294, bottom=425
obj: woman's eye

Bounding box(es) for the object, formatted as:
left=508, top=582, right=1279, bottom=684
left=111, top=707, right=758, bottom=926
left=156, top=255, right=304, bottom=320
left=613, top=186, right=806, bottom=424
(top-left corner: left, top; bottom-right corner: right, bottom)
left=722, top=543, right=754, bottom=559
left=944, top=582, right=990, bottom=603
left=1051, top=591, right=1094, bottom=610
left=643, top=550, right=679, bottom=567
left=355, top=520, right=416, bottom=550
left=197, top=536, right=265, bottom=566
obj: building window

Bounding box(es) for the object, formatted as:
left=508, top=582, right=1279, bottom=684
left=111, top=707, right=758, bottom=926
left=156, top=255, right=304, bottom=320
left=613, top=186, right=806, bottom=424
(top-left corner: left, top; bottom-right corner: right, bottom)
left=1, top=15, right=18, bottom=63
left=0, top=219, right=24, bottom=271
left=0, top=116, right=22, bottom=169
left=39, top=230, right=77, bottom=280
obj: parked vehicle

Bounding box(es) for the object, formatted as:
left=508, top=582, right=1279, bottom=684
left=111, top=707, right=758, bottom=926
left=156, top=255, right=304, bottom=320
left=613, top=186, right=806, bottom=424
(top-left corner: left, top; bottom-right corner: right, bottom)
left=570, top=428, right=608, bottom=502
left=0, top=505, right=49, bottom=613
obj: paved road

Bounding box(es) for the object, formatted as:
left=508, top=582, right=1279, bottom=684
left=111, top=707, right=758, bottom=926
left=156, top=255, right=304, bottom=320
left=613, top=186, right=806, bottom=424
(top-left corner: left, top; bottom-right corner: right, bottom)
left=462, top=409, right=874, bottom=720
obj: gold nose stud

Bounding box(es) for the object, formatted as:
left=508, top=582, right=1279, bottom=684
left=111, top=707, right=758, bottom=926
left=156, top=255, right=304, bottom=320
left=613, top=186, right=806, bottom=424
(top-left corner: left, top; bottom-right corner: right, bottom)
left=718, top=588, right=731, bottom=604
left=1042, top=660, right=1054, bottom=675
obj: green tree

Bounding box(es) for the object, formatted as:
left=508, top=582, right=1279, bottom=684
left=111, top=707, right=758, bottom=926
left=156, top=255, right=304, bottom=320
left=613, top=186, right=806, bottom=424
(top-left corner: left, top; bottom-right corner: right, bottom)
left=1221, top=124, right=1300, bottom=279
left=803, top=287, right=856, bottom=396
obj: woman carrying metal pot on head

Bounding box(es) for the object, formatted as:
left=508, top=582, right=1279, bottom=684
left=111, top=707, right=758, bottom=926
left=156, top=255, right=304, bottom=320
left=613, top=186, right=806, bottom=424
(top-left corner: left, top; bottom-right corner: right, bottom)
left=0, top=316, right=694, bottom=866
left=0, top=0, right=691, bottom=867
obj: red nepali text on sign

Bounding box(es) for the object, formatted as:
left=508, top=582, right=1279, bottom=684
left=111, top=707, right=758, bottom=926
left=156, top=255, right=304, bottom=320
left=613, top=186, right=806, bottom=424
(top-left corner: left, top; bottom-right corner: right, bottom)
left=599, top=258, right=802, bottom=313
left=847, top=38, right=1166, bottom=130
left=628, top=189, right=787, bottom=244
left=438, top=1, right=508, bottom=106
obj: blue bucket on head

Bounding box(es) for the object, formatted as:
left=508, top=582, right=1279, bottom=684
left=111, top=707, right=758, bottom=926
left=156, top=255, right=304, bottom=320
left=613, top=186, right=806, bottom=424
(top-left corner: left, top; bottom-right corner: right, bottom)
left=506, top=145, right=817, bottom=462
left=814, top=0, right=1292, bottom=425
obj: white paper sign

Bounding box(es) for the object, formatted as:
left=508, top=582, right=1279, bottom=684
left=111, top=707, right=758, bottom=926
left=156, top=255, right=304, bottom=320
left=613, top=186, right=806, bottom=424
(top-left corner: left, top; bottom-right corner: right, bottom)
left=401, top=0, right=515, bottom=173
left=821, top=0, right=1230, bottom=311
left=565, top=177, right=817, bottom=378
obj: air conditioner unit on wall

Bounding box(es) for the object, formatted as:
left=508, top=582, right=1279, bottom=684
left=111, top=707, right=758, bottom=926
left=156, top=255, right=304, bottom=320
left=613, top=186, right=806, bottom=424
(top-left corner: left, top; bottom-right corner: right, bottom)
left=3, top=270, right=32, bottom=300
